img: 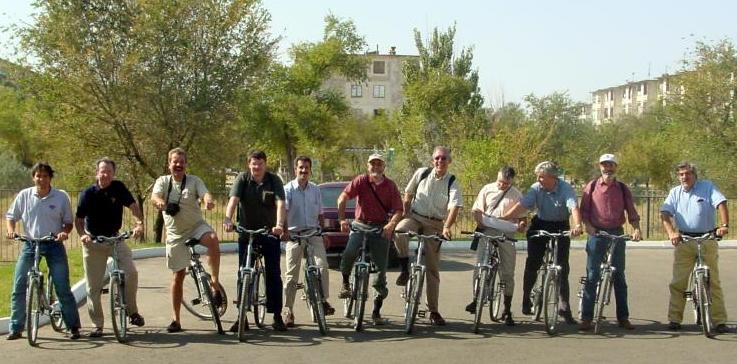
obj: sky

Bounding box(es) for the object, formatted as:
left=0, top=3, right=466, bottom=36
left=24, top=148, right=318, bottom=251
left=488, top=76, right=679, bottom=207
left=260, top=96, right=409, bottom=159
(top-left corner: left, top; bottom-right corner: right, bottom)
left=2, top=0, right=736, bottom=106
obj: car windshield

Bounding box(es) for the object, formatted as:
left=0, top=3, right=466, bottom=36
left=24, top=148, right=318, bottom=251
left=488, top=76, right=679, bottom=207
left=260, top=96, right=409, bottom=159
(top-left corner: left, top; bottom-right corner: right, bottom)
left=321, top=186, right=355, bottom=209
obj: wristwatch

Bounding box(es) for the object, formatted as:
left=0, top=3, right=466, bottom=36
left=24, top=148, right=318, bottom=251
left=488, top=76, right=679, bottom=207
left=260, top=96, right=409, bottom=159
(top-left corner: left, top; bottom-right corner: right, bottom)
left=721, top=223, right=729, bottom=228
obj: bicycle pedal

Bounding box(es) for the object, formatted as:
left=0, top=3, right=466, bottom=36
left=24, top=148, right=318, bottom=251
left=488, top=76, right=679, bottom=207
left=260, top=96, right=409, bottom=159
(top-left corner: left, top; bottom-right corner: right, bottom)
left=295, top=283, right=305, bottom=290
left=101, top=288, right=109, bottom=294
left=417, top=310, right=427, bottom=318
left=191, top=298, right=202, bottom=305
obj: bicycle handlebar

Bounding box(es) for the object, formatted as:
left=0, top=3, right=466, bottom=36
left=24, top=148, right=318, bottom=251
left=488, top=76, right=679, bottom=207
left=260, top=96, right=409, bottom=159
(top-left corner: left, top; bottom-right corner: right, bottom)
left=234, top=225, right=271, bottom=236
left=13, top=233, right=57, bottom=243
left=350, top=224, right=384, bottom=235
left=401, top=231, right=446, bottom=242
left=93, top=231, right=132, bottom=245
left=680, top=231, right=721, bottom=243
left=290, top=227, right=323, bottom=240
left=529, top=230, right=571, bottom=238
left=461, top=230, right=517, bottom=243
left=595, top=231, right=633, bottom=241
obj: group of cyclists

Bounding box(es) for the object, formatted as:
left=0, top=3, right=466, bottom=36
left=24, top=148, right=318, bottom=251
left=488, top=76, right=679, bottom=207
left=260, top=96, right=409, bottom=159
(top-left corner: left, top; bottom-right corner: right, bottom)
left=5, top=146, right=732, bottom=341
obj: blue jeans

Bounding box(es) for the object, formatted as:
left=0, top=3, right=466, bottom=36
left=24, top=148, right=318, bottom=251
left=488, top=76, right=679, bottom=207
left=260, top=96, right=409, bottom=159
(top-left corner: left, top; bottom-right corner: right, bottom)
left=238, top=233, right=283, bottom=315
left=10, top=241, right=81, bottom=333
left=339, top=222, right=390, bottom=300
left=581, top=227, right=629, bottom=321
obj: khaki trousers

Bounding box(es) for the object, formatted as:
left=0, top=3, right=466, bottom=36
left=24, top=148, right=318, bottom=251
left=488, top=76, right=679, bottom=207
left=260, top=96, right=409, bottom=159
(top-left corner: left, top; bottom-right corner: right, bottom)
left=668, top=239, right=727, bottom=325
left=82, top=242, right=139, bottom=328
left=394, top=213, right=444, bottom=312
left=283, top=236, right=330, bottom=310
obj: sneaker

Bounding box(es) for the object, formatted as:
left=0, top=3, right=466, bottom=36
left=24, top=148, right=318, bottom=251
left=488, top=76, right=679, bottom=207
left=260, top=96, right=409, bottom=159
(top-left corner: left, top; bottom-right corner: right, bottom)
left=667, top=321, right=681, bottom=331
left=70, top=328, right=81, bottom=340
left=521, top=302, right=533, bottom=316
left=503, top=311, right=516, bottom=326
left=323, top=302, right=336, bottom=316
left=283, top=312, right=295, bottom=328
left=618, top=319, right=635, bottom=330
left=371, top=312, right=387, bottom=326
left=465, top=300, right=477, bottom=314
left=166, top=320, right=182, bottom=333
left=6, top=331, right=21, bottom=340
left=338, top=283, right=351, bottom=299
left=429, top=312, right=446, bottom=326
left=129, top=313, right=145, bottom=327
left=229, top=321, right=239, bottom=333
left=88, top=327, right=104, bottom=337
left=395, top=271, right=409, bottom=286
left=211, top=289, right=223, bottom=308
left=559, top=310, right=577, bottom=325
left=715, top=324, right=730, bottom=334
left=272, top=316, right=288, bottom=331
left=579, top=320, right=593, bottom=331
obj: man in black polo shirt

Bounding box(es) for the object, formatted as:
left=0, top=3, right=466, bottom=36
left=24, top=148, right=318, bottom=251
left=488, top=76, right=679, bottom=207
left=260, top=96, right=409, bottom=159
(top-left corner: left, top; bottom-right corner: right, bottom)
left=224, top=150, right=288, bottom=331
left=75, top=157, right=146, bottom=337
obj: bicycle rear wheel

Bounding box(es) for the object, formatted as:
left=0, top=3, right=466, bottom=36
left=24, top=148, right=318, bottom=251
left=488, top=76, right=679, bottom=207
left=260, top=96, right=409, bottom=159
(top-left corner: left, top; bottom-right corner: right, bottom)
left=404, top=268, right=424, bottom=334
left=110, top=275, right=128, bottom=343
left=26, top=277, right=41, bottom=346
left=237, top=273, right=251, bottom=341
left=542, top=269, right=560, bottom=335
left=199, top=274, right=224, bottom=334
left=354, top=268, right=369, bottom=331
left=532, top=269, right=545, bottom=321
left=253, top=267, right=267, bottom=329
left=695, top=272, right=713, bottom=337
left=47, top=277, right=65, bottom=332
left=306, top=271, right=328, bottom=335
left=472, top=268, right=489, bottom=334
left=183, top=269, right=212, bottom=319
left=593, top=270, right=611, bottom=334
left=489, top=269, right=503, bottom=322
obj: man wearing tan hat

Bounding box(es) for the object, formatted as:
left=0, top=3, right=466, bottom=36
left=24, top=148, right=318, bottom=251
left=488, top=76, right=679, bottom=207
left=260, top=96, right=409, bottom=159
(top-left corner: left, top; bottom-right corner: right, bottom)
left=578, top=153, right=641, bottom=331
left=337, top=152, right=403, bottom=325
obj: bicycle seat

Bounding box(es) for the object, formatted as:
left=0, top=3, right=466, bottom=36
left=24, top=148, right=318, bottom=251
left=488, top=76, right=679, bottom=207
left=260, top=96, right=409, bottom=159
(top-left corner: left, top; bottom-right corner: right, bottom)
left=185, top=238, right=201, bottom=247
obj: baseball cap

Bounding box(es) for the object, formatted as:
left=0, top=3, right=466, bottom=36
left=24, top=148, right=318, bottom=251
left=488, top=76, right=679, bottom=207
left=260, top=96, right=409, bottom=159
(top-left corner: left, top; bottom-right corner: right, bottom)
left=368, top=153, right=385, bottom=163
left=599, top=153, right=618, bottom=164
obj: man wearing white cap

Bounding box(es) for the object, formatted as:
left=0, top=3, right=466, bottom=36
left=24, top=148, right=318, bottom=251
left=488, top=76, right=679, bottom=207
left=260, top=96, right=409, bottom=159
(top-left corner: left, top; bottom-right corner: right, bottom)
left=578, top=153, right=641, bottom=331
left=337, top=152, right=403, bottom=324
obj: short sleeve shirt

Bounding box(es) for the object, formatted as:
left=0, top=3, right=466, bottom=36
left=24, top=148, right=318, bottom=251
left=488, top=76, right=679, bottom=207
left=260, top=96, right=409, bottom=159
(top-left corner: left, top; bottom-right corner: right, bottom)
left=152, top=174, right=209, bottom=239
left=660, top=180, right=726, bottom=233
left=6, top=187, right=73, bottom=238
left=229, top=171, right=285, bottom=229
left=284, top=179, right=321, bottom=231
left=472, top=183, right=525, bottom=219
left=76, top=180, right=136, bottom=236
left=343, top=174, right=402, bottom=224
left=520, top=179, right=578, bottom=222
left=405, top=167, right=463, bottom=220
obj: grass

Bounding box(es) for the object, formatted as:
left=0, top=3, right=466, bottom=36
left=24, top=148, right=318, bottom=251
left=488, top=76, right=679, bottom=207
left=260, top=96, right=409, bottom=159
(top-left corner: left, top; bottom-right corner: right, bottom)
left=0, top=242, right=163, bottom=318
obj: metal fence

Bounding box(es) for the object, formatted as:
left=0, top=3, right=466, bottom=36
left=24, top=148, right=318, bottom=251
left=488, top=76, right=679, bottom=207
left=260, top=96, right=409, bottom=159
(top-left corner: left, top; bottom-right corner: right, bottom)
left=1, top=188, right=733, bottom=262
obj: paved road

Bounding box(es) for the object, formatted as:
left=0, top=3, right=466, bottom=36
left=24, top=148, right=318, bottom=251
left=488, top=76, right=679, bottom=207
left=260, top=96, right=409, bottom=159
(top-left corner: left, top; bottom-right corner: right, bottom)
left=4, top=248, right=737, bottom=363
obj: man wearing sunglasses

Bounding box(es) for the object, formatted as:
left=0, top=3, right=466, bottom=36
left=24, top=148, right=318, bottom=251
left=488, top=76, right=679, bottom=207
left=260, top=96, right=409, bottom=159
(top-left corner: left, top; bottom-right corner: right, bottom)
left=393, top=146, right=463, bottom=326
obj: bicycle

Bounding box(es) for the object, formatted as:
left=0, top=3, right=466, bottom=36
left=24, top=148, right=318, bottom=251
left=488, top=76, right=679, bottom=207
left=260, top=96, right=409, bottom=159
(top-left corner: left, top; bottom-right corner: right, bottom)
left=233, top=225, right=271, bottom=341
left=291, top=228, right=329, bottom=335
left=463, top=230, right=514, bottom=333
left=528, top=229, right=570, bottom=335
left=575, top=231, right=632, bottom=334
left=343, top=223, right=383, bottom=331
left=181, top=237, right=227, bottom=335
left=13, top=233, right=66, bottom=346
left=400, top=231, right=445, bottom=334
left=682, top=231, right=719, bottom=338
left=93, top=231, right=134, bottom=343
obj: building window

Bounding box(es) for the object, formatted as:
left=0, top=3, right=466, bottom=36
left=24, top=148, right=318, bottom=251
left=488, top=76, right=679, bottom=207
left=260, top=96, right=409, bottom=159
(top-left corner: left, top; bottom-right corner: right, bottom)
left=373, top=85, right=385, bottom=98
left=641, top=83, right=648, bottom=95
left=608, top=90, right=613, bottom=101
left=373, top=61, right=385, bottom=74
left=373, top=108, right=385, bottom=116
left=351, top=85, right=362, bottom=97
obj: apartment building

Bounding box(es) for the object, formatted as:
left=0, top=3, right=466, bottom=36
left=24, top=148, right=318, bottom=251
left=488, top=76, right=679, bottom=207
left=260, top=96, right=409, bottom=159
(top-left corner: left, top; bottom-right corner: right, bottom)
left=322, top=47, right=417, bottom=117
left=590, top=75, right=671, bottom=124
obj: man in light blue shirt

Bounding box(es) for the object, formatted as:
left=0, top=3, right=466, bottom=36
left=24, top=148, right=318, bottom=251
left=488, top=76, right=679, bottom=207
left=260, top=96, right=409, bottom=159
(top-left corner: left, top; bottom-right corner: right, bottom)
left=503, top=161, right=583, bottom=324
left=282, top=156, right=334, bottom=326
left=660, top=162, right=730, bottom=334
left=6, top=162, right=81, bottom=340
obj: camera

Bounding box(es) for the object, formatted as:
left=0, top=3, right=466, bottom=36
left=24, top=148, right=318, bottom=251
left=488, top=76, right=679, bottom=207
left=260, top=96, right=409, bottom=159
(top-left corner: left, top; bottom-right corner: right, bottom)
left=164, top=203, right=181, bottom=216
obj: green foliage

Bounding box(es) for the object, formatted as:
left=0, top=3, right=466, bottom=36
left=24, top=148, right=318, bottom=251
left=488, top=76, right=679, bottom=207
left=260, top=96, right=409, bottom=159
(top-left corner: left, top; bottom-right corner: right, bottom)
left=0, top=151, right=30, bottom=189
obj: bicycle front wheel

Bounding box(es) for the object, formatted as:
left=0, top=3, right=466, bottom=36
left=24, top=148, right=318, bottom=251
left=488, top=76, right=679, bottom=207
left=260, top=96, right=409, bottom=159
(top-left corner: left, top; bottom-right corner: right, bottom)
left=354, top=268, right=369, bottom=331
left=183, top=269, right=212, bottom=319
left=110, top=275, right=128, bottom=343
left=26, top=277, right=41, bottom=346
left=593, top=270, right=611, bottom=334
left=489, top=269, right=503, bottom=322
left=237, top=273, right=251, bottom=341
left=306, top=271, right=328, bottom=335
left=695, top=271, right=713, bottom=337
left=472, top=268, right=489, bottom=334
left=47, top=276, right=65, bottom=332
left=253, top=267, right=267, bottom=329
left=199, top=275, right=224, bottom=334
left=404, top=268, right=424, bottom=334
left=542, top=269, right=560, bottom=335
left=532, top=269, right=545, bottom=321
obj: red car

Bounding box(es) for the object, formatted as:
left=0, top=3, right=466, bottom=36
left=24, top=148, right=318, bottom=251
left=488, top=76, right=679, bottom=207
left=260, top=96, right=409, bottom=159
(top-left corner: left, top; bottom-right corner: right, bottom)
left=319, top=181, right=398, bottom=268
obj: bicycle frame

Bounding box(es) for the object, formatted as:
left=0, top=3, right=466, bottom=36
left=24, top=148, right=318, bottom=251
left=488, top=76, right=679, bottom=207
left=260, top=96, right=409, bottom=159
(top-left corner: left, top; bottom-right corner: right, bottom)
left=682, top=232, right=717, bottom=337
left=233, top=225, right=270, bottom=340
left=465, top=230, right=512, bottom=333
left=183, top=238, right=226, bottom=334
left=291, top=228, right=328, bottom=335
left=344, top=224, right=383, bottom=331
left=93, top=231, right=132, bottom=343
left=590, top=231, right=631, bottom=333
left=529, top=230, right=569, bottom=335
left=401, top=231, right=444, bottom=334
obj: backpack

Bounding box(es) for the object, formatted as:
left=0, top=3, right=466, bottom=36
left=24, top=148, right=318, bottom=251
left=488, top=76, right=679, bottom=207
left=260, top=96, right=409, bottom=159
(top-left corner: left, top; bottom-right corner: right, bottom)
left=416, top=167, right=456, bottom=198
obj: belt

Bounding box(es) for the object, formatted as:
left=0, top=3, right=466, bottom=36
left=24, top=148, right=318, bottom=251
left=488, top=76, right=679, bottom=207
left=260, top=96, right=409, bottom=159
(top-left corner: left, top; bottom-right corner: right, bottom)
left=679, top=230, right=711, bottom=237
left=411, top=210, right=443, bottom=222
left=355, top=219, right=386, bottom=226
